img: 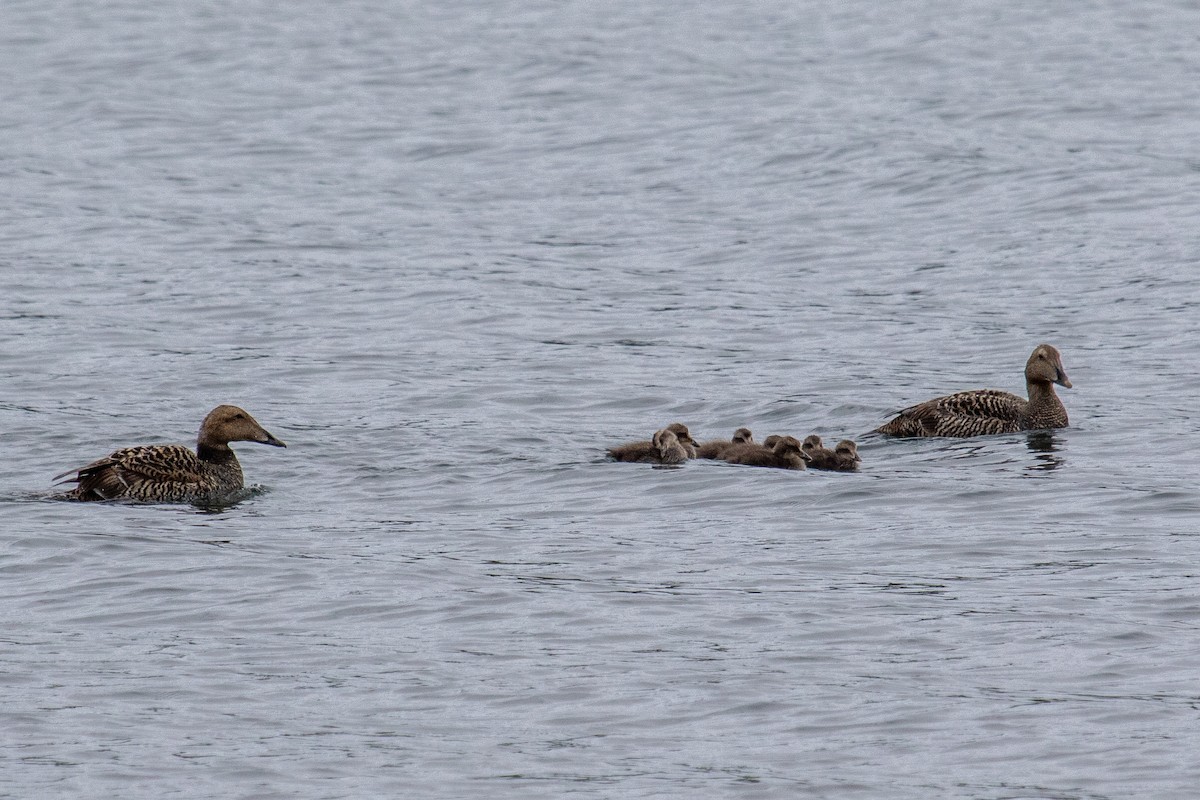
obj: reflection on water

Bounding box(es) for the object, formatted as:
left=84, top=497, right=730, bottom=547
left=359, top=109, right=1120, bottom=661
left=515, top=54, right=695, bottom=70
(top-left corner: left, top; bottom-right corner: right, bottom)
left=1025, top=431, right=1065, bottom=472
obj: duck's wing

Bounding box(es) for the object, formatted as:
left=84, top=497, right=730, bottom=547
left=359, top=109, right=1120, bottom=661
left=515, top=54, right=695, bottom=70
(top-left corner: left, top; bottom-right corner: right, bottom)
left=876, top=389, right=1026, bottom=437
left=55, top=445, right=207, bottom=499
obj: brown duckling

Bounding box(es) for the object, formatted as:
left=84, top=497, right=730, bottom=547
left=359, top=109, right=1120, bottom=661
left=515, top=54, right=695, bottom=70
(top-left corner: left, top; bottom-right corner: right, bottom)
left=695, top=427, right=754, bottom=459
left=875, top=343, right=1072, bottom=437
left=608, top=422, right=696, bottom=463
left=806, top=441, right=864, bottom=472
left=723, top=435, right=809, bottom=470
left=652, top=428, right=689, bottom=465
left=670, top=422, right=699, bottom=458
left=721, top=432, right=780, bottom=461
left=800, top=434, right=835, bottom=466
left=53, top=405, right=286, bottom=503
left=828, top=440, right=862, bottom=471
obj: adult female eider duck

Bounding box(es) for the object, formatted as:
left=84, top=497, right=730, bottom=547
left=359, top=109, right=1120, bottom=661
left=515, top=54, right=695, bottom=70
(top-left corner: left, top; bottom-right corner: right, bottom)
left=695, top=427, right=754, bottom=459
left=53, top=405, right=286, bottom=503
left=608, top=422, right=697, bottom=462
left=875, top=343, right=1072, bottom=437
left=723, top=435, right=809, bottom=470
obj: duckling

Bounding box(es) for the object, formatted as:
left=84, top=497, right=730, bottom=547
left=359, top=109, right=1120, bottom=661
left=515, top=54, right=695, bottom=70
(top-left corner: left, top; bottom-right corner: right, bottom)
left=695, top=427, right=754, bottom=459
left=830, top=443, right=859, bottom=470
left=800, top=434, right=835, bottom=467
left=806, top=441, right=864, bottom=472
left=875, top=343, right=1072, bottom=437
left=608, top=422, right=696, bottom=463
left=723, top=435, right=809, bottom=470
left=652, top=428, right=689, bottom=465
left=670, top=422, right=700, bottom=458
left=53, top=405, right=286, bottom=503
left=720, top=432, right=780, bottom=462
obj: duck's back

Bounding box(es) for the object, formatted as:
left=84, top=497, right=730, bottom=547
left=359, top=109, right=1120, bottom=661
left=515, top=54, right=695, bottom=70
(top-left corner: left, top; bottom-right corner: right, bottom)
left=60, top=444, right=238, bottom=502
left=724, top=447, right=784, bottom=467
left=607, top=441, right=657, bottom=462
left=804, top=445, right=838, bottom=469
left=696, top=440, right=745, bottom=459
left=875, top=389, right=1027, bottom=437
left=723, top=444, right=806, bottom=470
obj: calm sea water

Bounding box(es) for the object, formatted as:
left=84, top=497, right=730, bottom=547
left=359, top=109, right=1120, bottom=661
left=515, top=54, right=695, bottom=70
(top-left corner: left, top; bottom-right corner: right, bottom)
left=3, top=0, right=1200, bottom=797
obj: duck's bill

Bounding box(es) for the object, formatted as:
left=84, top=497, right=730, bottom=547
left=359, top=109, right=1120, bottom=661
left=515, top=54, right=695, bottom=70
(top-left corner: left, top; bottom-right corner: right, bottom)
left=1056, top=370, right=1072, bottom=389
left=260, top=432, right=287, bottom=448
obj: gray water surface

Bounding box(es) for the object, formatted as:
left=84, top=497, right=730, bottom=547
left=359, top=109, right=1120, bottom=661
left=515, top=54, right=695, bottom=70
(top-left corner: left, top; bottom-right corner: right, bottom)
left=3, top=1, right=1200, bottom=798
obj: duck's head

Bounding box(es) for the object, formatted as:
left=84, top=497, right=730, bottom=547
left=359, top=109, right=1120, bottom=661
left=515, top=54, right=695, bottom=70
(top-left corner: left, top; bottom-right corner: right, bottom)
left=801, top=434, right=824, bottom=452
left=1026, top=344, right=1072, bottom=388
left=652, top=428, right=679, bottom=448
left=761, top=434, right=783, bottom=449
left=200, top=405, right=287, bottom=448
left=666, top=422, right=698, bottom=448
left=773, top=435, right=807, bottom=458
left=732, top=427, right=754, bottom=444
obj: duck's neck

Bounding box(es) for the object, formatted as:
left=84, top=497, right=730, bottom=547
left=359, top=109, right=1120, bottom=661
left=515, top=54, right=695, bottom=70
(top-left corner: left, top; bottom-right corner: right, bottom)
left=197, top=441, right=239, bottom=465
left=1026, top=378, right=1056, bottom=403
left=1025, top=378, right=1066, bottom=423
left=196, top=440, right=244, bottom=493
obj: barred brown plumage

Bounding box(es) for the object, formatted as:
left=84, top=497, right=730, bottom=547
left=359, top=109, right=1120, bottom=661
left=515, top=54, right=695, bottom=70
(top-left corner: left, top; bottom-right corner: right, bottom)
left=53, top=405, right=286, bottom=503
left=875, top=344, right=1072, bottom=437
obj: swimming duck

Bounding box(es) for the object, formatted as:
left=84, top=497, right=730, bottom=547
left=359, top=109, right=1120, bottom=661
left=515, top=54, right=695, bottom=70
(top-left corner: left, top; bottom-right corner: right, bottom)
left=800, top=434, right=833, bottom=464
left=54, top=405, right=286, bottom=503
left=828, top=440, right=862, bottom=471
left=875, top=344, right=1072, bottom=437
left=608, top=422, right=697, bottom=462
left=695, top=427, right=754, bottom=459
left=720, top=432, right=781, bottom=461
left=652, top=428, right=689, bottom=465
left=801, top=435, right=861, bottom=471
left=723, top=435, right=809, bottom=470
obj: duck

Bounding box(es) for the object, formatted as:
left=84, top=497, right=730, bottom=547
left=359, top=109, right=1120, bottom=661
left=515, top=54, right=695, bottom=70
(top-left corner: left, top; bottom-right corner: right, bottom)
left=723, top=435, right=809, bottom=470
left=695, top=427, right=754, bottom=459
left=719, top=432, right=780, bottom=461
left=652, top=428, right=689, bottom=465
left=801, top=435, right=861, bottom=471
left=833, top=440, right=861, bottom=470
left=800, top=434, right=834, bottom=464
left=53, top=405, right=286, bottom=503
left=608, top=422, right=697, bottom=462
left=874, top=343, right=1072, bottom=437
